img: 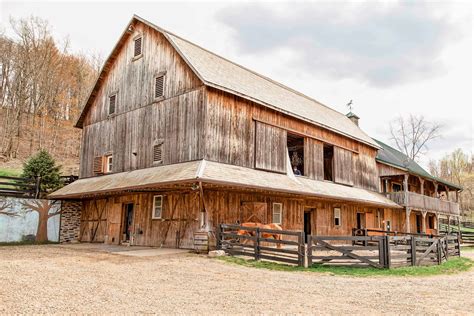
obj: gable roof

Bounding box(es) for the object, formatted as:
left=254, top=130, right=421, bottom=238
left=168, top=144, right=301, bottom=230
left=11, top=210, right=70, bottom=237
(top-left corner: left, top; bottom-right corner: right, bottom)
left=76, top=15, right=379, bottom=149
left=374, top=139, right=462, bottom=190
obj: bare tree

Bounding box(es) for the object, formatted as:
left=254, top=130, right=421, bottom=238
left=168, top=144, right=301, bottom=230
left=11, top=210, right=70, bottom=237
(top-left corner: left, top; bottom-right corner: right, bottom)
left=21, top=199, right=61, bottom=242
left=0, top=198, right=19, bottom=217
left=390, top=114, right=441, bottom=162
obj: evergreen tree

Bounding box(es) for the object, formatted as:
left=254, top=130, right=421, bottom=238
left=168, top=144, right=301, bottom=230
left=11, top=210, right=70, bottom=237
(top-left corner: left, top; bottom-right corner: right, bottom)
left=21, top=149, right=62, bottom=193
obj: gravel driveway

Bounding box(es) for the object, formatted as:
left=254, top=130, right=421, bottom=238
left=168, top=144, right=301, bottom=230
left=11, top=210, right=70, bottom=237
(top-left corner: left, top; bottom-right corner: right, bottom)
left=0, top=245, right=473, bottom=315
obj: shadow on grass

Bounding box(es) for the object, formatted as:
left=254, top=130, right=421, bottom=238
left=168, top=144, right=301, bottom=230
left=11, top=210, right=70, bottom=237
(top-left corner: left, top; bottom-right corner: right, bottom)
left=217, top=256, right=473, bottom=277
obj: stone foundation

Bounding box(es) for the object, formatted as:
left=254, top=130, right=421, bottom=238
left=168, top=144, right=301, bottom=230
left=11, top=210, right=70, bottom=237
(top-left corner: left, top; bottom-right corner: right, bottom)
left=59, top=201, right=82, bottom=243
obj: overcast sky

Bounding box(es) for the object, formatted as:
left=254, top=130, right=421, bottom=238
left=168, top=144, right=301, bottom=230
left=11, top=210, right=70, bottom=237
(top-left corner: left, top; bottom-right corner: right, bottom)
left=1, top=0, right=472, bottom=168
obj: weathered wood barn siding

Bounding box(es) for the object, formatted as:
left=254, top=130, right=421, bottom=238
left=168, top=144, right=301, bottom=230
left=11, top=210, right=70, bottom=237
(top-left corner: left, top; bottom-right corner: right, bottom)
left=79, top=22, right=204, bottom=178
left=204, top=88, right=379, bottom=191
left=78, top=188, right=402, bottom=248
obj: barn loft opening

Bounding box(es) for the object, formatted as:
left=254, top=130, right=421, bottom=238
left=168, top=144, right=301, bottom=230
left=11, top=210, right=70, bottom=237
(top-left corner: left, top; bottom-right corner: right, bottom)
left=323, top=144, right=334, bottom=181
left=287, top=133, right=304, bottom=176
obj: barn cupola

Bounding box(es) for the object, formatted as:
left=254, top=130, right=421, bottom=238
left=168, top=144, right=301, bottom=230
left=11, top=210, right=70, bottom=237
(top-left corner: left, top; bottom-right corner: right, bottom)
left=346, top=111, right=360, bottom=126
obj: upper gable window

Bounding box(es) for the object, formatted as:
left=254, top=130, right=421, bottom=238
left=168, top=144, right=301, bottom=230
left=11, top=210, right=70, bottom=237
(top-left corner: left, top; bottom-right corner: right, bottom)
left=155, top=74, right=165, bottom=99
left=134, top=36, right=143, bottom=58
left=108, top=94, right=117, bottom=115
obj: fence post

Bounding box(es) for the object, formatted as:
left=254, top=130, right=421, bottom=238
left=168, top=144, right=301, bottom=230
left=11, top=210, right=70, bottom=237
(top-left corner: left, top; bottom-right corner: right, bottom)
left=254, top=228, right=260, bottom=261
left=457, top=232, right=461, bottom=257
left=445, top=235, right=450, bottom=260
left=364, top=228, right=368, bottom=246
left=385, top=235, right=391, bottom=269
left=378, top=236, right=385, bottom=268
left=34, top=176, right=41, bottom=199
left=307, top=235, right=313, bottom=268
left=410, top=236, right=417, bottom=266
left=437, top=239, right=442, bottom=264
left=297, top=231, right=304, bottom=267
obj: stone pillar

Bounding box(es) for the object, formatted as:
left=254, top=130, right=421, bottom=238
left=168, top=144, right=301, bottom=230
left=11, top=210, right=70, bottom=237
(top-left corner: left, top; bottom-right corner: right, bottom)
left=59, top=200, right=83, bottom=243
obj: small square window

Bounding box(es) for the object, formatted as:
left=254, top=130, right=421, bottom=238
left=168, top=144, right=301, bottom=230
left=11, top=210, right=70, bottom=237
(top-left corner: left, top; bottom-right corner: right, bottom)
left=334, top=207, right=341, bottom=226
left=105, top=155, right=113, bottom=173
left=155, top=75, right=165, bottom=98
left=134, top=36, right=142, bottom=57
left=109, top=94, right=116, bottom=115
left=272, top=203, right=282, bottom=224
left=152, top=195, right=163, bottom=219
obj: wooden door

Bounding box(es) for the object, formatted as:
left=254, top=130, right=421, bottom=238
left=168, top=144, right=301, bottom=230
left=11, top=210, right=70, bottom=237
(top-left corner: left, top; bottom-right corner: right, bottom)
left=80, top=199, right=108, bottom=243
left=240, top=202, right=267, bottom=223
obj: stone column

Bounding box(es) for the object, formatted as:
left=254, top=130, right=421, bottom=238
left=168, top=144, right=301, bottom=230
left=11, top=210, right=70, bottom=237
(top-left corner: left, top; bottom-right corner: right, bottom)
left=59, top=200, right=83, bottom=243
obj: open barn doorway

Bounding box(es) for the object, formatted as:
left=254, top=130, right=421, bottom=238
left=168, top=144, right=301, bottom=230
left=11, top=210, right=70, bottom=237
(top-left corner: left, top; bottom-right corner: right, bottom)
left=304, top=208, right=315, bottom=243
left=121, top=203, right=134, bottom=244
left=287, top=133, right=304, bottom=176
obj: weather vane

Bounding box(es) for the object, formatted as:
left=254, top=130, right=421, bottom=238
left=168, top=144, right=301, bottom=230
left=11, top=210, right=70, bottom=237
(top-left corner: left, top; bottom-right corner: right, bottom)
left=346, top=99, right=353, bottom=112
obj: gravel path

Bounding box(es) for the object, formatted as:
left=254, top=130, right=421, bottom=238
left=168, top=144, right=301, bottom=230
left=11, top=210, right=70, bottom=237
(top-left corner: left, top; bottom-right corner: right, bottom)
left=0, top=245, right=473, bottom=315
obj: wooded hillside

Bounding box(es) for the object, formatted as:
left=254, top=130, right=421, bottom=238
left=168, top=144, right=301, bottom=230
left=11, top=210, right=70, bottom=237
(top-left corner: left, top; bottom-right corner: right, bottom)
left=0, top=17, right=98, bottom=173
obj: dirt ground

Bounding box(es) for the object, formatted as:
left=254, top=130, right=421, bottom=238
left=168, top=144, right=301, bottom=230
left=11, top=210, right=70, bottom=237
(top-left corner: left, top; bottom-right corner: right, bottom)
left=0, top=245, right=473, bottom=315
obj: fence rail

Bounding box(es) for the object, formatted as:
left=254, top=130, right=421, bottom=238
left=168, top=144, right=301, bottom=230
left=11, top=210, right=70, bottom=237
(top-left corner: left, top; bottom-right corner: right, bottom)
left=217, top=224, right=305, bottom=266
left=217, top=224, right=461, bottom=269
left=0, top=175, right=77, bottom=198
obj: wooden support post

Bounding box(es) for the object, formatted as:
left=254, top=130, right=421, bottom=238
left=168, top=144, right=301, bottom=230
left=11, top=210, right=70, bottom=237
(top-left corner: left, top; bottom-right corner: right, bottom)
left=421, top=211, right=427, bottom=234
left=410, top=236, right=417, bottom=266
left=457, top=232, right=461, bottom=257
left=434, top=182, right=439, bottom=198
left=457, top=216, right=461, bottom=234
left=307, top=235, right=313, bottom=267
left=405, top=208, right=411, bottom=233
left=378, top=236, right=385, bottom=268
left=418, top=177, right=424, bottom=195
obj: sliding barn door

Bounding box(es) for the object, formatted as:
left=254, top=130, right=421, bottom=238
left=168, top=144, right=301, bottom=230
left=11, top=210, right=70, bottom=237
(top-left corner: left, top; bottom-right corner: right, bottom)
left=255, top=122, right=287, bottom=173
left=334, top=147, right=354, bottom=186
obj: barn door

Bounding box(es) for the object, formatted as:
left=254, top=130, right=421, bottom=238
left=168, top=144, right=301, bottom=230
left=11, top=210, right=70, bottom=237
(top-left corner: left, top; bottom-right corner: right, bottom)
left=80, top=199, right=108, bottom=243
left=240, top=202, right=268, bottom=223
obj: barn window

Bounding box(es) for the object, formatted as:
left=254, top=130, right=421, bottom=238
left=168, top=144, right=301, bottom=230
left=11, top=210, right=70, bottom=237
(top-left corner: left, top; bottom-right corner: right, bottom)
left=108, top=94, right=117, bottom=115
left=272, top=203, right=282, bottom=224
left=105, top=155, right=113, bottom=173
left=152, top=195, right=163, bottom=219
left=153, top=143, right=163, bottom=163
left=323, top=144, right=334, bottom=181
left=155, top=75, right=165, bottom=98
left=93, top=156, right=103, bottom=174
left=334, top=207, right=341, bottom=226
left=134, top=36, right=142, bottom=57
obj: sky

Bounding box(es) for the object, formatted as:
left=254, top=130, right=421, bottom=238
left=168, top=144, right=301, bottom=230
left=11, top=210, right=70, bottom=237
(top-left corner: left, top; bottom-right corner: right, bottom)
left=1, top=0, right=472, bottom=168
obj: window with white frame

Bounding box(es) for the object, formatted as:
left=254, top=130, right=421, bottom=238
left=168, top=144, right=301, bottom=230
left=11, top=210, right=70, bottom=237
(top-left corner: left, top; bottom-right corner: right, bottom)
left=334, top=207, right=341, bottom=226
left=152, top=195, right=163, bottom=219
left=105, top=155, right=113, bottom=173
left=272, top=203, right=282, bottom=224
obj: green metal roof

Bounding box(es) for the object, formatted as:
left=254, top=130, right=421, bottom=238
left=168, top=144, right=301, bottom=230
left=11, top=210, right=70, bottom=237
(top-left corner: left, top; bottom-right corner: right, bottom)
left=374, top=139, right=462, bottom=190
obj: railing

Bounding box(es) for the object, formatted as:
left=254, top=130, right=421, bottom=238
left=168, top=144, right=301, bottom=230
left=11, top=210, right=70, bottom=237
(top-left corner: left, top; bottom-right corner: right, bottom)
left=385, top=191, right=460, bottom=216
left=0, top=175, right=78, bottom=198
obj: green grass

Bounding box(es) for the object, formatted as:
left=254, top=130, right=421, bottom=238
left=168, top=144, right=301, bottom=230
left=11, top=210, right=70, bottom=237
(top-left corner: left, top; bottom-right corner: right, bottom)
left=0, top=241, right=58, bottom=246
left=217, top=256, right=473, bottom=277
left=0, top=168, right=22, bottom=177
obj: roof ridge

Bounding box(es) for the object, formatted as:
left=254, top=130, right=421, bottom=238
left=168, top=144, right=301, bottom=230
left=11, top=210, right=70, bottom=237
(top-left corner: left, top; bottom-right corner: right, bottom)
left=133, top=15, right=348, bottom=119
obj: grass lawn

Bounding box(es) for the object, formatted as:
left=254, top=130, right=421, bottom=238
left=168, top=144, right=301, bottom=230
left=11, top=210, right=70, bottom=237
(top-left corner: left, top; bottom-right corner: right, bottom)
left=0, top=168, right=22, bottom=177
left=217, top=256, right=473, bottom=277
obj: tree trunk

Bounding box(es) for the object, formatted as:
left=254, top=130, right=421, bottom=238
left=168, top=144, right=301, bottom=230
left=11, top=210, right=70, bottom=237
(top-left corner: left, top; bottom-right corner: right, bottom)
left=35, top=210, right=49, bottom=242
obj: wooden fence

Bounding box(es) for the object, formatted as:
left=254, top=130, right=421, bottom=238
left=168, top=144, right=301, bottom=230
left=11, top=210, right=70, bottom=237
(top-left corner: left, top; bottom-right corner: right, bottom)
left=217, top=224, right=461, bottom=269
left=217, top=224, right=305, bottom=266
left=0, top=175, right=77, bottom=198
